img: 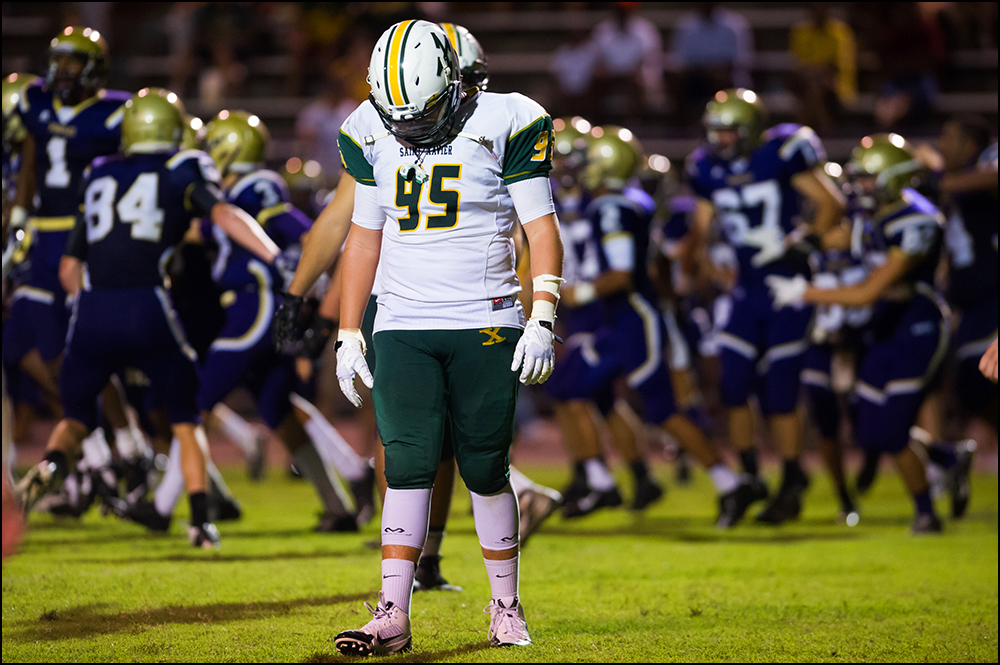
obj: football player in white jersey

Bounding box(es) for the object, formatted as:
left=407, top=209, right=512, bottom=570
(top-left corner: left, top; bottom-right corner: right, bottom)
left=275, top=19, right=562, bottom=656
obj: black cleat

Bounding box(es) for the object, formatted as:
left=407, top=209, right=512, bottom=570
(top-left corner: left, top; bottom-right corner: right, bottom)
left=412, top=555, right=463, bottom=592
left=349, top=460, right=377, bottom=526
left=188, top=522, right=221, bottom=549
left=949, top=439, right=975, bottom=519
left=716, top=478, right=764, bottom=528
left=124, top=499, right=171, bottom=532
left=561, top=468, right=589, bottom=505
left=631, top=476, right=665, bottom=511
left=211, top=494, right=242, bottom=522
left=315, top=512, right=359, bottom=533
left=756, top=484, right=806, bottom=525
left=836, top=492, right=860, bottom=527
left=911, top=512, right=943, bottom=534
left=562, top=486, right=623, bottom=519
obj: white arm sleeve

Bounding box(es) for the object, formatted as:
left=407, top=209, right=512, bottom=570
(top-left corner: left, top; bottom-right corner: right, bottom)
left=507, top=176, right=556, bottom=224
left=351, top=182, right=386, bottom=230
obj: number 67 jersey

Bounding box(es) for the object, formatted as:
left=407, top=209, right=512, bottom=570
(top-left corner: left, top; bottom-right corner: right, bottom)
left=687, top=123, right=826, bottom=288
left=338, top=90, right=554, bottom=332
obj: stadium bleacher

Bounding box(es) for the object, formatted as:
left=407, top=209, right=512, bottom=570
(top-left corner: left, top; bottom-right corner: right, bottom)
left=3, top=2, right=996, bottom=165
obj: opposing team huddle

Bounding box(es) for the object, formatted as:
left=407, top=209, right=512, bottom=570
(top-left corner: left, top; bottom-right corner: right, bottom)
left=2, top=17, right=996, bottom=659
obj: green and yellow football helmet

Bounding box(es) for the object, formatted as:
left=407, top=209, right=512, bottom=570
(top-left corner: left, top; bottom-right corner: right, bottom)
left=46, top=26, right=109, bottom=101
left=2, top=73, right=40, bottom=146
left=202, top=110, right=269, bottom=176
left=702, top=88, right=766, bottom=160
left=582, top=125, right=643, bottom=192
left=121, top=87, right=186, bottom=155
left=439, top=22, right=489, bottom=91
left=846, top=133, right=923, bottom=208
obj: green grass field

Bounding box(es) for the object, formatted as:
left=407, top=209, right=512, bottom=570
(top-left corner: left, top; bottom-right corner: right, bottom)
left=2, top=464, right=997, bottom=663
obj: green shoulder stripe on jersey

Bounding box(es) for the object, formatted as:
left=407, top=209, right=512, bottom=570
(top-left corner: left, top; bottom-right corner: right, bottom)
left=503, top=114, right=554, bottom=183
left=339, top=130, right=376, bottom=186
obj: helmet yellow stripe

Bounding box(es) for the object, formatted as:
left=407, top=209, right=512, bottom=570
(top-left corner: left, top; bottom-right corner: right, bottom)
left=388, top=19, right=414, bottom=107
left=442, top=23, right=461, bottom=57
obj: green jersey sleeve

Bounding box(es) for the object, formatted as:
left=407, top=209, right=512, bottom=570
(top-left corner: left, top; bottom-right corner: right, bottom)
left=338, top=129, right=376, bottom=186
left=503, top=114, right=554, bottom=184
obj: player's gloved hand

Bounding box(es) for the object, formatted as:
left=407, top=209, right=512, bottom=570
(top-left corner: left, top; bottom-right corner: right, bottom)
left=336, top=329, right=372, bottom=408
left=765, top=274, right=809, bottom=310
left=511, top=318, right=556, bottom=385
left=273, top=293, right=305, bottom=351
left=782, top=232, right=822, bottom=275
left=745, top=224, right=786, bottom=268
left=301, top=315, right=335, bottom=361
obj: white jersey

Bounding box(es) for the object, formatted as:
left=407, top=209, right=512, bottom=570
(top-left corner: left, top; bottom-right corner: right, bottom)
left=339, top=91, right=555, bottom=332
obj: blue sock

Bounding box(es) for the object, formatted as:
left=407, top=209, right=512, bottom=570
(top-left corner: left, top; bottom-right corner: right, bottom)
left=914, top=489, right=934, bottom=515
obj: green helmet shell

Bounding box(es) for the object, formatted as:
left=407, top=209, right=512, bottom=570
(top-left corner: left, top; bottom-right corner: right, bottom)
left=121, top=88, right=186, bottom=154
left=847, top=133, right=923, bottom=203
left=582, top=125, right=643, bottom=192
left=203, top=110, right=269, bottom=176
left=2, top=73, right=40, bottom=145
left=46, top=26, right=109, bottom=93
left=703, top=88, right=766, bottom=158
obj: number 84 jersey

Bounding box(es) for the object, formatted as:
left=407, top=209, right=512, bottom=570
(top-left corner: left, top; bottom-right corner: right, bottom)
left=338, top=91, right=553, bottom=329
left=687, top=123, right=826, bottom=288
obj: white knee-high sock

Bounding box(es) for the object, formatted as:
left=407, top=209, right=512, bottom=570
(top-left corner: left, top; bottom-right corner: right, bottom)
left=154, top=438, right=184, bottom=517
left=290, top=393, right=367, bottom=482
left=470, top=483, right=521, bottom=607
left=291, top=441, right=352, bottom=516
left=212, top=403, right=261, bottom=460
left=380, top=487, right=432, bottom=614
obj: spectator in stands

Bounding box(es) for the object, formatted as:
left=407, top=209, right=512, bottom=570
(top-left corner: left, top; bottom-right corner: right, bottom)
left=295, top=76, right=356, bottom=187
left=668, top=3, right=754, bottom=124
left=873, top=2, right=947, bottom=129
left=789, top=3, right=857, bottom=133
left=550, top=28, right=599, bottom=120
left=194, top=3, right=253, bottom=110
left=590, top=2, right=665, bottom=126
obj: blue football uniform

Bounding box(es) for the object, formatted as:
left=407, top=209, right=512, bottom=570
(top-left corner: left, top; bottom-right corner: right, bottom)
left=546, top=188, right=678, bottom=424
left=852, top=189, right=949, bottom=454
left=196, top=168, right=312, bottom=429
left=687, top=124, right=826, bottom=415
left=942, top=143, right=998, bottom=417
left=60, top=149, right=225, bottom=429
left=5, top=82, right=128, bottom=368
left=800, top=238, right=872, bottom=439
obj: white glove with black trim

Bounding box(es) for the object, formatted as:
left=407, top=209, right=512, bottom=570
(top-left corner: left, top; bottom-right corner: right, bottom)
left=335, top=330, right=372, bottom=408
left=511, top=318, right=556, bottom=385
left=765, top=274, right=809, bottom=310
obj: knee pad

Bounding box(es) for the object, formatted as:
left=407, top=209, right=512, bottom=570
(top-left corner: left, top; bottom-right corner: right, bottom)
left=381, top=488, right=431, bottom=549
left=470, top=483, right=519, bottom=551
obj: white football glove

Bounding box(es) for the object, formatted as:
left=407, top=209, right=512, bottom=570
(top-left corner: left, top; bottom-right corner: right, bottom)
left=335, top=330, right=372, bottom=408
left=744, top=224, right=787, bottom=268
left=511, top=319, right=556, bottom=385
left=765, top=274, right=809, bottom=310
